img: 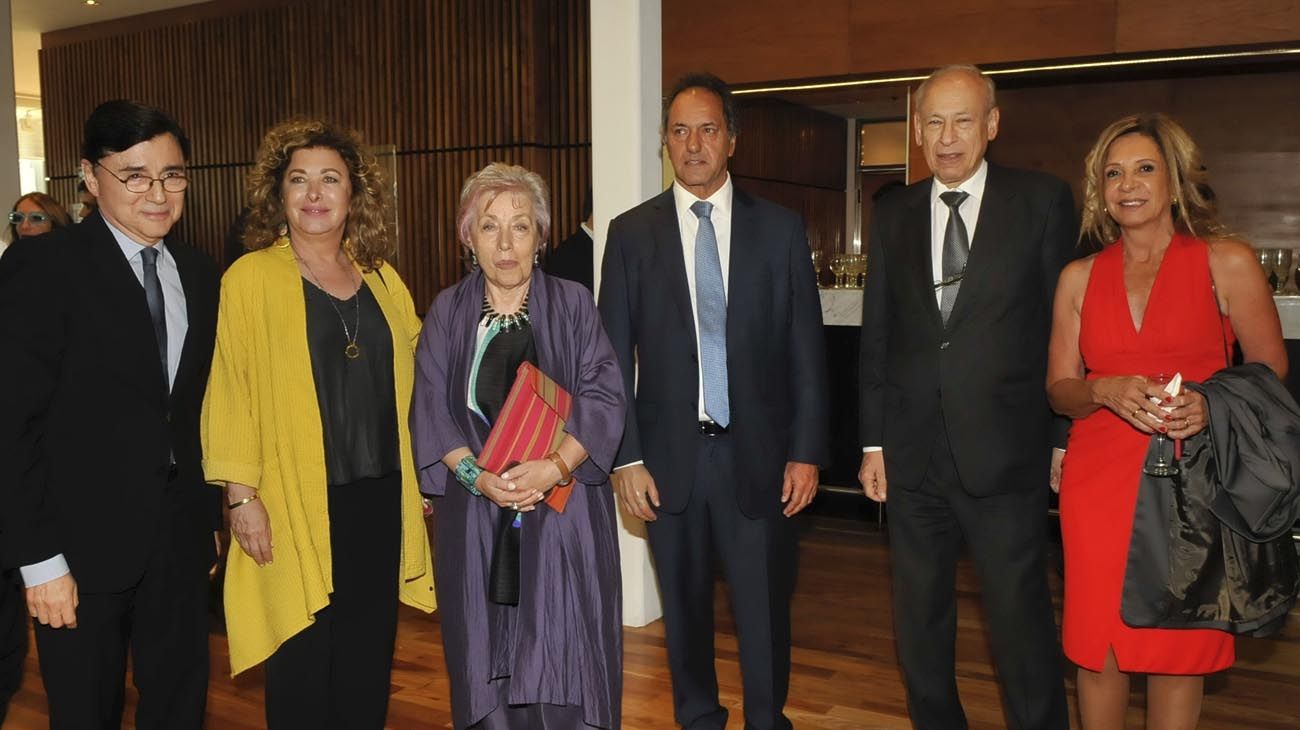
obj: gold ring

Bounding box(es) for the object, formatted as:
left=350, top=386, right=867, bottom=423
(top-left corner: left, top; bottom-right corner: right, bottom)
left=511, top=502, right=517, bottom=510
left=1133, top=408, right=1142, bottom=417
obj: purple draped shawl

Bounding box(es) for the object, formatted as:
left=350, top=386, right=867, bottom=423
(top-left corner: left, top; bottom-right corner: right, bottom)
left=411, top=269, right=626, bottom=729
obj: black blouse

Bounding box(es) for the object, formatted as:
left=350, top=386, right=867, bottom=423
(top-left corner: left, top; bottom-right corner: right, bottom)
left=471, top=322, right=537, bottom=442
left=303, top=278, right=399, bottom=486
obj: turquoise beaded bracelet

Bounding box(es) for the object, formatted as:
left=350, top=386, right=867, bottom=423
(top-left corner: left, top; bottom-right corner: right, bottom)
left=455, top=455, right=484, bottom=496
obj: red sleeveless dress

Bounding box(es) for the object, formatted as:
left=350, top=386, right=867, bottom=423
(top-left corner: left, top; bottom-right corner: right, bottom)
left=1059, top=233, right=1235, bottom=674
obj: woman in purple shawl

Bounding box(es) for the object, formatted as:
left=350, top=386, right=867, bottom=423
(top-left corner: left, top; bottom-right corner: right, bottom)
left=411, top=163, right=627, bottom=729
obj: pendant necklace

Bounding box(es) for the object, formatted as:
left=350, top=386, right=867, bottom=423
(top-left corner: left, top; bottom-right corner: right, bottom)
left=292, top=238, right=363, bottom=359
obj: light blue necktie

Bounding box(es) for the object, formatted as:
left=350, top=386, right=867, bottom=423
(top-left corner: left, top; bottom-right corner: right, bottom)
left=691, top=200, right=730, bottom=427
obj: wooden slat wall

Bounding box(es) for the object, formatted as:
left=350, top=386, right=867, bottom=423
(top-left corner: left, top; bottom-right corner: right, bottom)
left=38, top=0, right=591, bottom=311
left=732, top=99, right=847, bottom=255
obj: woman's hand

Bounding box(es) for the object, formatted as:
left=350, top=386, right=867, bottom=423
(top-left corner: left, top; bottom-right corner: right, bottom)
left=501, top=459, right=564, bottom=498
left=475, top=471, right=544, bottom=512
left=1088, top=375, right=1169, bottom=434
left=226, top=483, right=273, bottom=566
left=1164, top=388, right=1209, bottom=440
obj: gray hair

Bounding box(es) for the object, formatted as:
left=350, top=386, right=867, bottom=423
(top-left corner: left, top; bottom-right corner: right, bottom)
left=456, top=162, right=552, bottom=249
left=913, top=64, right=997, bottom=113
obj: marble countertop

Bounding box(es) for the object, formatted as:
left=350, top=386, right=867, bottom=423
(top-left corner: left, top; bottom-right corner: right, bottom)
left=823, top=290, right=1300, bottom=338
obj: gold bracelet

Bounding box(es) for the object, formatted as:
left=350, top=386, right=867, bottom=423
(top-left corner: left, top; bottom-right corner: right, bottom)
left=546, top=452, right=573, bottom=486
left=227, top=494, right=259, bottom=510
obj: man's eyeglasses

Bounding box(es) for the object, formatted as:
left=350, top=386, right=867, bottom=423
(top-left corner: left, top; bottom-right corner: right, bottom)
left=93, top=162, right=190, bottom=194
left=8, top=211, right=50, bottom=225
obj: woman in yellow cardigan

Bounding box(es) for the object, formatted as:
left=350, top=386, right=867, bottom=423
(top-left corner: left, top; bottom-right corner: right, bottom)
left=201, top=119, right=434, bottom=728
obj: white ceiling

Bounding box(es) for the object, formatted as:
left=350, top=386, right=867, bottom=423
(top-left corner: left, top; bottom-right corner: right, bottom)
left=11, top=0, right=209, bottom=97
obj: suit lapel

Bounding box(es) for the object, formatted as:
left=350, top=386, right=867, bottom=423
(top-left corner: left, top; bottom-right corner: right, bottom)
left=83, top=216, right=169, bottom=406
left=905, top=185, right=943, bottom=332
left=650, top=190, right=698, bottom=344
left=946, top=164, right=1013, bottom=330
left=168, top=242, right=205, bottom=408
left=728, top=188, right=761, bottom=340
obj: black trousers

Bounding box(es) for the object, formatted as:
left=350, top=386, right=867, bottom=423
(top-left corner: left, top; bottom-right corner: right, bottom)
left=264, top=472, right=402, bottom=730
left=33, top=490, right=212, bottom=730
left=646, top=434, right=796, bottom=730
left=887, top=426, right=1068, bottom=730
left=0, top=568, right=27, bottom=725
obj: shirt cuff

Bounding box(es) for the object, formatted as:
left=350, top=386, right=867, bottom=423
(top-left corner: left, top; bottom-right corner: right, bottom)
left=20, top=554, right=70, bottom=587
left=862, top=446, right=883, bottom=453
left=614, top=460, right=645, bottom=471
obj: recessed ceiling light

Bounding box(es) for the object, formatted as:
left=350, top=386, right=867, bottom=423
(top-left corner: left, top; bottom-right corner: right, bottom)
left=84, top=0, right=99, bottom=6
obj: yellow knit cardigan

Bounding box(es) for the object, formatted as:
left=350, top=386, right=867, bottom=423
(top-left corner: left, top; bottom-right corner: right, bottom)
left=201, top=244, right=435, bottom=676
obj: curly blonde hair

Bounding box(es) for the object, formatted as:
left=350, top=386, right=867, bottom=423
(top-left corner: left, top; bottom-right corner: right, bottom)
left=1080, top=113, right=1226, bottom=248
left=242, top=118, right=393, bottom=271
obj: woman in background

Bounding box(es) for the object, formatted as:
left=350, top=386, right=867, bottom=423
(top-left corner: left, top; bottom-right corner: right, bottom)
left=3, top=192, right=73, bottom=255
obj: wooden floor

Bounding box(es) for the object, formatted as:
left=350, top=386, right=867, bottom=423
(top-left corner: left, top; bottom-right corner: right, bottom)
left=4, top=515, right=1299, bottom=729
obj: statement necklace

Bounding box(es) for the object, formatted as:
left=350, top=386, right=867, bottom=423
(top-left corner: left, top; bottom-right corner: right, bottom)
left=287, top=237, right=363, bottom=359
left=480, top=291, right=530, bottom=332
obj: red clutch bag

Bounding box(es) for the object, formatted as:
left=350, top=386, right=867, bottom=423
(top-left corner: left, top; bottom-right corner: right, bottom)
left=478, top=362, right=575, bottom=512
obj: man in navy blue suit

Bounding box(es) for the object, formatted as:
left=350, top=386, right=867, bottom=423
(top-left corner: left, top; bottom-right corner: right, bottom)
left=599, top=72, right=828, bottom=730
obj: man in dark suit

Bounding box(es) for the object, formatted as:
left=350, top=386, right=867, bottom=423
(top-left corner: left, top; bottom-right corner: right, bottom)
left=599, top=72, right=828, bottom=730
left=0, top=562, right=24, bottom=724
left=544, top=186, right=594, bottom=291
left=858, top=64, right=1074, bottom=730
left=0, top=100, right=220, bottom=730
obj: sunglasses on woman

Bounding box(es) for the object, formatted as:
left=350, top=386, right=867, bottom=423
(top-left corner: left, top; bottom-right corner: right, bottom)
left=9, top=211, right=51, bottom=225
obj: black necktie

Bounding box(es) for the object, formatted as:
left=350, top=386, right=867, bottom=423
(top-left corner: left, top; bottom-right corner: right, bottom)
left=141, top=246, right=168, bottom=388
left=938, top=190, right=970, bottom=325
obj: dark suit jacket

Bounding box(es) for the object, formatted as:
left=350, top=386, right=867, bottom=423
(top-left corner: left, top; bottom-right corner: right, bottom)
left=544, top=227, right=594, bottom=292
left=0, top=213, right=220, bottom=592
left=859, top=163, right=1077, bottom=497
left=599, top=186, right=829, bottom=518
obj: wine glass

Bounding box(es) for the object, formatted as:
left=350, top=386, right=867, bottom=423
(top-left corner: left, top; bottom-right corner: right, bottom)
left=1142, top=373, right=1179, bottom=477
left=1270, top=248, right=1294, bottom=295
left=852, top=254, right=867, bottom=288
left=828, top=255, right=845, bottom=288
left=810, top=250, right=824, bottom=288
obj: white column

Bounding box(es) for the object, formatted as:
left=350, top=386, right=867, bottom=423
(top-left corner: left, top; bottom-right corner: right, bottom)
left=0, top=0, right=22, bottom=209
left=590, top=0, right=664, bottom=627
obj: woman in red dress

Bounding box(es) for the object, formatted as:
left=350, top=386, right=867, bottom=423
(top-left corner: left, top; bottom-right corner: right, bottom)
left=1046, top=113, right=1287, bottom=729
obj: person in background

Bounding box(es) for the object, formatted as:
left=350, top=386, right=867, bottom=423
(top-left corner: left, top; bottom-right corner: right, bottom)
left=76, top=180, right=97, bottom=222
left=858, top=64, right=1074, bottom=729
left=544, top=185, right=594, bottom=291
left=412, top=162, right=626, bottom=729
left=599, top=72, right=828, bottom=730
left=3, top=192, right=73, bottom=253
left=201, top=118, right=435, bottom=729
left=0, top=99, right=220, bottom=730
left=1047, top=113, right=1286, bottom=729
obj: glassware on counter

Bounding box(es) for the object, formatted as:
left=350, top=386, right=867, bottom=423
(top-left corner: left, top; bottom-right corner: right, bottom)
left=810, top=249, right=824, bottom=288
left=1270, top=248, right=1295, bottom=295
left=828, top=254, right=845, bottom=288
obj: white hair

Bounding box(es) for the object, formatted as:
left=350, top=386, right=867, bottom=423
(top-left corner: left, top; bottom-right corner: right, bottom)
left=913, top=64, right=997, bottom=113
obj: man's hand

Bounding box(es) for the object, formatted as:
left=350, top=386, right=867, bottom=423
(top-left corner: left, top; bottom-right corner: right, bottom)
left=781, top=462, right=819, bottom=517
left=612, top=464, right=660, bottom=522
left=1050, top=448, right=1065, bottom=493
left=859, top=451, right=888, bottom=503
left=27, top=573, right=78, bottom=629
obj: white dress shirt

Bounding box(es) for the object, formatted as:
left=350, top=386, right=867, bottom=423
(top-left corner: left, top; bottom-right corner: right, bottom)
left=672, top=174, right=733, bottom=421
left=20, top=221, right=189, bottom=587
left=929, top=159, right=988, bottom=307
left=863, top=161, right=988, bottom=454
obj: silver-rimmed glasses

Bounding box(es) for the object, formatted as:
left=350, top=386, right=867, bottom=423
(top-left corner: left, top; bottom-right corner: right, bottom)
left=93, top=162, right=190, bottom=194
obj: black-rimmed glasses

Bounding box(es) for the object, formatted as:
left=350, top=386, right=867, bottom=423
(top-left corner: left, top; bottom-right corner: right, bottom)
left=93, top=162, right=190, bottom=194
left=8, top=211, right=50, bottom=225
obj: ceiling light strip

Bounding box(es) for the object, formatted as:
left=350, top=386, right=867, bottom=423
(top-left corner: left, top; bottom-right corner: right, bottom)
left=732, top=47, right=1300, bottom=95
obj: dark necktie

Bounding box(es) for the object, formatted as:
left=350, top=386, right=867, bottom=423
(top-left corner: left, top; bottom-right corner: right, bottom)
left=141, top=246, right=169, bottom=388
left=938, top=190, right=970, bottom=325
left=690, top=200, right=730, bottom=427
